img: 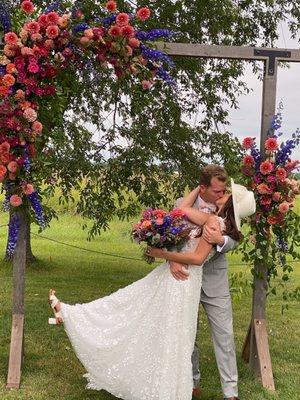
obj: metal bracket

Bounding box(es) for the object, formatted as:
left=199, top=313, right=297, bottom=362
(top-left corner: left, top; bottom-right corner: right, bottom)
left=254, top=49, right=291, bottom=75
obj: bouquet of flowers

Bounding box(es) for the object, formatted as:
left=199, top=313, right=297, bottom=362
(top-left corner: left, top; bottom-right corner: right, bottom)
left=131, top=208, right=192, bottom=263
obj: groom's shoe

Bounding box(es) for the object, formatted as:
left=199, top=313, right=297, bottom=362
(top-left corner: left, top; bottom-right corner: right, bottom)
left=192, top=387, right=201, bottom=399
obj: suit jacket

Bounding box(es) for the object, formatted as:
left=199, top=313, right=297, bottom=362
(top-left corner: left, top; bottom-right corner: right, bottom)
left=175, top=196, right=238, bottom=297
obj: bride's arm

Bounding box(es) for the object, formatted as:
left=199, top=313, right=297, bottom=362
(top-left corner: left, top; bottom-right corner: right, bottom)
left=148, top=237, right=212, bottom=266
left=176, top=186, right=218, bottom=227
left=179, top=186, right=200, bottom=208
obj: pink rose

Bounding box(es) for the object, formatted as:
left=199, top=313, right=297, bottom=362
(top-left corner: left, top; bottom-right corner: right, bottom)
left=23, top=108, right=37, bottom=122
left=7, top=161, right=18, bottom=173
left=10, top=194, right=23, bottom=207
left=23, top=184, right=35, bottom=195
left=272, top=192, right=281, bottom=202
left=278, top=202, right=290, bottom=213
left=32, top=121, right=43, bottom=133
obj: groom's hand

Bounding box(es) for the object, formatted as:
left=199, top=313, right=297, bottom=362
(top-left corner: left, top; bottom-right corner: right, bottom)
left=169, top=261, right=189, bottom=281
left=202, top=225, right=225, bottom=246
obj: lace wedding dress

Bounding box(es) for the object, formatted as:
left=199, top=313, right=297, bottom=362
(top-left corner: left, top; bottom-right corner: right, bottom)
left=60, top=223, right=221, bottom=400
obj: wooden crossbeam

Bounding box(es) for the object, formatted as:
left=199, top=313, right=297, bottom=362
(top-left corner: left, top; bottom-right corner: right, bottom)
left=156, top=42, right=300, bottom=62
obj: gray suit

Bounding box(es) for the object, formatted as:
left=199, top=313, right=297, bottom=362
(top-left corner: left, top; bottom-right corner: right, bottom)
left=176, top=196, right=239, bottom=398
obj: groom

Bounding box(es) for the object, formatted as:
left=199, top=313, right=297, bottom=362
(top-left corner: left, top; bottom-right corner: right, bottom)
left=172, top=165, right=240, bottom=400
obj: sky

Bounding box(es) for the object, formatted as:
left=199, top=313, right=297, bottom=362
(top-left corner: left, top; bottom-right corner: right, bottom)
left=225, top=24, right=300, bottom=160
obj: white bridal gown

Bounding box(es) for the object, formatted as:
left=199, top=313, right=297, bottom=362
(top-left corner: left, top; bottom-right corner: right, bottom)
left=60, top=226, right=218, bottom=400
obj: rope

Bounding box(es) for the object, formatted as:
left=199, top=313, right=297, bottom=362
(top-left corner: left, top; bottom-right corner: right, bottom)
left=0, top=223, right=298, bottom=265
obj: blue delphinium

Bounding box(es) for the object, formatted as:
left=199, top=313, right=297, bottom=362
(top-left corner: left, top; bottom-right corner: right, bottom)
left=44, top=0, right=63, bottom=13
left=6, top=214, right=20, bottom=256
left=0, top=1, right=11, bottom=33
left=72, top=23, right=91, bottom=33
left=28, top=192, right=46, bottom=229
left=276, top=129, right=300, bottom=166
left=136, top=29, right=175, bottom=41
left=140, top=44, right=174, bottom=67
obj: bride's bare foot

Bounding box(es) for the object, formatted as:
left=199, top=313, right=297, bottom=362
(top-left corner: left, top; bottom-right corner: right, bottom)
left=49, top=289, right=63, bottom=324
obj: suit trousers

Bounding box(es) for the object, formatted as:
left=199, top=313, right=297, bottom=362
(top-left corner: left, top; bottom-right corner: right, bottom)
left=192, top=289, right=238, bottom=398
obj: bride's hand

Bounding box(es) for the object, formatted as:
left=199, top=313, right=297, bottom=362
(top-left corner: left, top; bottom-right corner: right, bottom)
left=146, top=247, right=164, bottom=258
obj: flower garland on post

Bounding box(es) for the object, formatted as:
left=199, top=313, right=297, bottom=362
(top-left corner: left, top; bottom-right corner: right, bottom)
left=240, top=111, right=300, bottom=304
left=0, top=0, right=176, bottom=255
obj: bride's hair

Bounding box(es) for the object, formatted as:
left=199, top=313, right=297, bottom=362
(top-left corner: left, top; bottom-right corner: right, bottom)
left=218, top=195, right=243, bottom=242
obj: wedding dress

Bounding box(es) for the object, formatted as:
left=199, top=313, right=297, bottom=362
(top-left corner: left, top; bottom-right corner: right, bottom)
left=60, top=221, right=223, bottom=400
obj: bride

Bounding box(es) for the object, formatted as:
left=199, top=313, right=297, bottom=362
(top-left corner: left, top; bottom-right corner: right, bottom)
left=49, top=180, right=255, bottom=400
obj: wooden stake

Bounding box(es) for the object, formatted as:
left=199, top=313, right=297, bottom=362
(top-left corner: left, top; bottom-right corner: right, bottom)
left=6, top=208, right=27, bottom=389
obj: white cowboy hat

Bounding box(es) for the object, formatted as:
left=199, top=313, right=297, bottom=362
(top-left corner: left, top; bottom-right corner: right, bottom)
left=231, top=178, right=256, bottom=230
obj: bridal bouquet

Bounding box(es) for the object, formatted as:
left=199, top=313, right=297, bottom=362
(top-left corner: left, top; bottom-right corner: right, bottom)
left=132, top=208, right=192, bottom=263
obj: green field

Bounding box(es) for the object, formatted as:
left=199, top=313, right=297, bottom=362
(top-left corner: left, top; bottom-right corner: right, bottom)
left=0, top=208, right=299, bottom=400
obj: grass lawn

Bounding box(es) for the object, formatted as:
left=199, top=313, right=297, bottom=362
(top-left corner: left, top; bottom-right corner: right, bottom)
left=0, top=212, right=299, bottom=400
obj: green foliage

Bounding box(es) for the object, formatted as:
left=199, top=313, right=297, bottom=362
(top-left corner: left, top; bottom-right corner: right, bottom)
left=2, top=0, right=300, bottom=239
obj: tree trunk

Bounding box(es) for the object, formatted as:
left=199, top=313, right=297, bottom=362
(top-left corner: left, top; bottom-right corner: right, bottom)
left=5, top=208, right=36, bottom=263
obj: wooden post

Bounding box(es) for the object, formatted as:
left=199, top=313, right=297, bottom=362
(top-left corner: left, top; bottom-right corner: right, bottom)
left=6, top=207, right=27, bottom=389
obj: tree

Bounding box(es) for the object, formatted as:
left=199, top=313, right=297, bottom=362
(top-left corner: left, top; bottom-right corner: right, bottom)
left=1, top=0, right=300, bottom=247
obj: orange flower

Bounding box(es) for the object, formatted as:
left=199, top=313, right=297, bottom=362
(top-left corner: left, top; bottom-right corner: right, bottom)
left=0, top=86, right=9, bottom=97
left=265, top=137, right=278, bottom=151
left=141, top=220, right=152, bottom=229
left=116, top=13, right=130, bottom=26
left=2, top=74, right=15, bottom=87
left=276, top=167, right=287, bottom=181
left=0, top=165, right=7, bottom=176
left=267, top=215, right=277, bottom=225
left=0, top=141, right=10, bottom=153
left=6, top=63, right=17, bottom=74
left=260, top=160, right=274, bottom=175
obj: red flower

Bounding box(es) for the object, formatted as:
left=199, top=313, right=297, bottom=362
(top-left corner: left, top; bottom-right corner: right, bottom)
left=260, top=196, right=272, bottom=205
left=242, top=137, right=255, bottom=149
left=267, top=215, right=277, bottom=225
left=4, top=32, right=19, bottom=44
left=21, top=1, right=35, bottom=14
left=170, top=209, right=185, bottom=218
left=46, top=12, right=60, bottom=25
left=121, top=25, right=135, bottom=38
left=136, top=7, right=151, bottom=21
left=116, top=13, right=130, bottom=26
left=243, top=155, right=255, bottom=166
left=276, top=167, right=287, bottom=181
left=0, top=86, right=9, bottom=97
left=38, top=14, right=48, bottom=27
left=108, top=25, right=121, bottom=36
left=106, top=1, right=117, bottom=12
left=259, top=160, right=274, bottom=175
left=46, top=25, right=60, bottom=39
left=265, top=137, right=278, bottom=151
left=26, top=21, right=40, bottom=34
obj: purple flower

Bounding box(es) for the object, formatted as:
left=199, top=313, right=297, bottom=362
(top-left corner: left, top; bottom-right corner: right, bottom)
left=0, top=1, right=11, bottom=33
left=28, top=192, right=46, bottom=229
left=6, top=214, right=20, bottom=256
left=136, top=29, right=176, bottom=41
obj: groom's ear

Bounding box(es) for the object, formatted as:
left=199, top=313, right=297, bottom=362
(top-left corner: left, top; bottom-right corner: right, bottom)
left=199, top=184, right=208, bottom=194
